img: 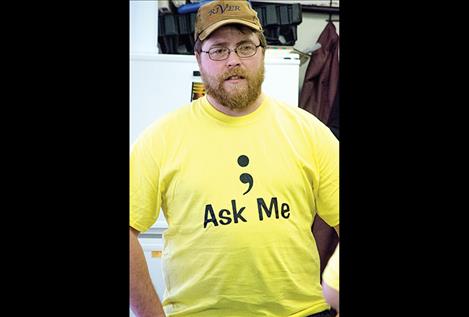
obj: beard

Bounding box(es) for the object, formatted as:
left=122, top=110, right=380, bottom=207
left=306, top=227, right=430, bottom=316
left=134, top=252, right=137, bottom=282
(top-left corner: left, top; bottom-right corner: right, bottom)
left=200, top=63, right=265, bottom=110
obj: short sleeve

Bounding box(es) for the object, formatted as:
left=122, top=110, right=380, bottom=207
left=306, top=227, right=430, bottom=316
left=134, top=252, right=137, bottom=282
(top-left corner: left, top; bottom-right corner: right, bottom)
left=314, top=122, right=339, bottom=227
left=129, top=130, right=163, bottom=232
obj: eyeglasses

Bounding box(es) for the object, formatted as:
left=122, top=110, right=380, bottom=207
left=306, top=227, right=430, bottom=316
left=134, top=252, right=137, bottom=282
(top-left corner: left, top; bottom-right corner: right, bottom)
left=201, top=43, right=263, bottom=61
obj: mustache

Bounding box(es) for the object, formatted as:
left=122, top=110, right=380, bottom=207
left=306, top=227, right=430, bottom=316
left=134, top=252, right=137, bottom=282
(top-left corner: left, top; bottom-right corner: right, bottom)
left=221, top=69, right=249, bottom=80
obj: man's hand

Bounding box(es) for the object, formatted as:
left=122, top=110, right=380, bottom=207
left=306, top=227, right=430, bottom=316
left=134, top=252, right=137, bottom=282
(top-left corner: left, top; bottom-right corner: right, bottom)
left=130, top=227, right=166, bottom=317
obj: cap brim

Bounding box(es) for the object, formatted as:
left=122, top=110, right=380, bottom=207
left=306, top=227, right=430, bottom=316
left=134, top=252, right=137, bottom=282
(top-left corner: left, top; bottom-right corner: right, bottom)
left=197, top=19, right=262, bottom=41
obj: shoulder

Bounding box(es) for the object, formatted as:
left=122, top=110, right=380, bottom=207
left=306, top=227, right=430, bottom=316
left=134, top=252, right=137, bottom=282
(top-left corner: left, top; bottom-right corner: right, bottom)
left=155, top=102, right=194, bottom=128
left=139, top=101, right=196, bottom=139
left=266, top=96, right=330, bottom=130
left=131, top=101, right=197, bottom=155
left=265, top=96, right=338, bottom=153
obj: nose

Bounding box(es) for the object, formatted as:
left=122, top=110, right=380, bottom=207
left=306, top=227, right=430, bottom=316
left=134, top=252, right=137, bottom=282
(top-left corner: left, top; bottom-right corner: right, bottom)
left=225, top=50, right=242, bottom=68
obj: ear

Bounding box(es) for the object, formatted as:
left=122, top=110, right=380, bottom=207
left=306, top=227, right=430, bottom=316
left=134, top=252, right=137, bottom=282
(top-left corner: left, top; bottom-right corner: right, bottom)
left=195, top=51, right=201, bottom=65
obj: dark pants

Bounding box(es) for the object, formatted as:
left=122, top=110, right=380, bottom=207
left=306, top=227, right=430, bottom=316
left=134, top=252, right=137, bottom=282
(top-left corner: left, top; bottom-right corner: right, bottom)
left=307, top=309, right=336, bottom=317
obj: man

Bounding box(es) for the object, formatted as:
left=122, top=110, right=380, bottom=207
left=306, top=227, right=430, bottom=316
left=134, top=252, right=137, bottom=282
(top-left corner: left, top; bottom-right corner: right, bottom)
left=130, top=1, right=339, bottom=316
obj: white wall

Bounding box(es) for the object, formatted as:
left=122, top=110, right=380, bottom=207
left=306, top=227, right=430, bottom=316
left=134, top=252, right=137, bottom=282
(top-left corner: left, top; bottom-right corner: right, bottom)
left=129, top=0, right=158, bottom=54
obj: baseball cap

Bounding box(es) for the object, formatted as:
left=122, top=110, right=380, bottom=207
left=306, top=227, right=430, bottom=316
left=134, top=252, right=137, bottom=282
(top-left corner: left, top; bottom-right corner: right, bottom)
left=194, top=0, right=263, bottom=42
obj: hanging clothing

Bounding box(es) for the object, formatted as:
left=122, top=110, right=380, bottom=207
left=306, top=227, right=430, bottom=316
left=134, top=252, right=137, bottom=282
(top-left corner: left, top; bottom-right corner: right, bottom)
left=327, top=84, right=339, bottom=140
left=299, top=22, right=339, bottom=125
left=312, top=215, right=339, bottom=276
left=300, top=22, right=340, bottom=275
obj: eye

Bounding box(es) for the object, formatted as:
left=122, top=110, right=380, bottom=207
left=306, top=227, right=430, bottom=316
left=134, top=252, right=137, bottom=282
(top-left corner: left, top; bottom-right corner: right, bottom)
left=238, top=44, right=253, bottom=50
left=209, top=47, right=227, bottom=55
left=237, top=44, right=255, bottom=54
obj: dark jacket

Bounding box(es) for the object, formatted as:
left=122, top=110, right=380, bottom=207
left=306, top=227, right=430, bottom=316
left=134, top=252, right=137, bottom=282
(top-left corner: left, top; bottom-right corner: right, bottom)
left=300, top=22, right=340, bottom=275
left=299, top=22, right=339, bottom=125
left=327, top=85, right=339, bottom=140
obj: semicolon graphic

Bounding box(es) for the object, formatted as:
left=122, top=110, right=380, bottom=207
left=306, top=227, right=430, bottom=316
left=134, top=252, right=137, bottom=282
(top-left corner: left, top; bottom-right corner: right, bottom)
left=238, top=155, right=253, bottom=195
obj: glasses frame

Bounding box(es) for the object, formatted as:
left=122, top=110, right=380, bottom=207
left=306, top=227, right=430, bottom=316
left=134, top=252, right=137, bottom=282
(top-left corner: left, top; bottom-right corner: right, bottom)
left=201, top=43, right=263, bottom=61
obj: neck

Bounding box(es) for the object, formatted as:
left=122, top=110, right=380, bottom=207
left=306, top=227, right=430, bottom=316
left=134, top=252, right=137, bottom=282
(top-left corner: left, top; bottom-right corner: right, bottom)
left=206, top=93, right=264, bottom=117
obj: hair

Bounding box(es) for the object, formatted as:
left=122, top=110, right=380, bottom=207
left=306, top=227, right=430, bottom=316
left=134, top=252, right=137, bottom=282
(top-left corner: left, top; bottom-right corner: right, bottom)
left=193, top=24, right=267, bottom=54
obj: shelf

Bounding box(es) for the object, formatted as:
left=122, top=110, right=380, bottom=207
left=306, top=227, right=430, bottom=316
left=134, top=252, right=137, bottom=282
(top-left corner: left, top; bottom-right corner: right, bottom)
left=302, top=5, right=339, bottom=14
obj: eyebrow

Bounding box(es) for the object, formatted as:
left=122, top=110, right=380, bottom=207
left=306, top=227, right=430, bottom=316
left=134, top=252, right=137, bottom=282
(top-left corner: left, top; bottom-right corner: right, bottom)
left=209, top=39, right=256, bottom=47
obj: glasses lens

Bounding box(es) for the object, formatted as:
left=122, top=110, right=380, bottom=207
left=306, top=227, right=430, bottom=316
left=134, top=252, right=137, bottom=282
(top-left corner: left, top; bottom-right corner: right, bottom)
left=237, top=44, right=256, bottom=57
left=207, top=44, right=259, bottom=60
left=209, top=47, right=229, bottom=61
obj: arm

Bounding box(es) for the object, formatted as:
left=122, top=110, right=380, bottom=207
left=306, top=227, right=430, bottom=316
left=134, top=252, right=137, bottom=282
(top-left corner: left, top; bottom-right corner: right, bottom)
left=322, top=243, right=339, bottom=315
left=322, top=282, right=339, bottom=314
left=130, top=226, right=166, bottom=317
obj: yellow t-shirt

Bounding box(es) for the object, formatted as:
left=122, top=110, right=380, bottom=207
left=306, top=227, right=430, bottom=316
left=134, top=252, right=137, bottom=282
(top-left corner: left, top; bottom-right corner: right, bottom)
left=322, top=244, right=339, bottom=291
left=130, top=95, right=339, bottom=317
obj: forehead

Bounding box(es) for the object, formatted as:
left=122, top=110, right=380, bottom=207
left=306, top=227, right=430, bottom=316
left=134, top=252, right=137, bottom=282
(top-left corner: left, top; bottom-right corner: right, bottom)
left=203, top=25, right=257, bottom=46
